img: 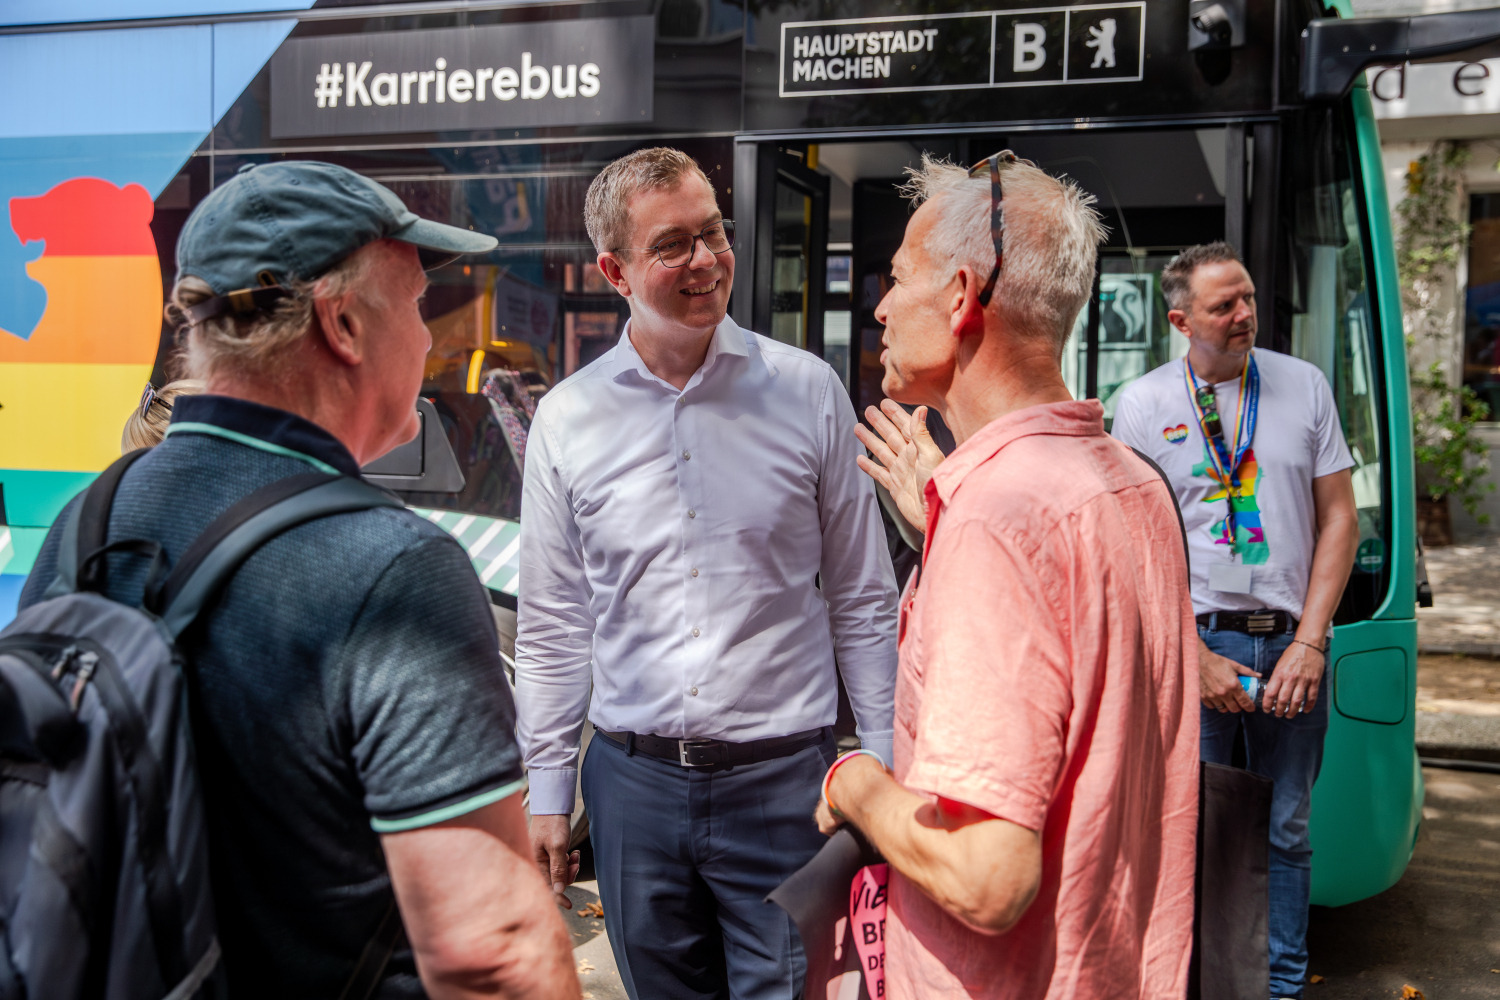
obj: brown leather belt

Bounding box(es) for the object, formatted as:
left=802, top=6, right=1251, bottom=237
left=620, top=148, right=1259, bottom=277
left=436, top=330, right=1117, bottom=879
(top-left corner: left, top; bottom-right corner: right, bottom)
left=1196, top=610, right=1297, bottom=635
left=595, top=727, right=828, bottom=769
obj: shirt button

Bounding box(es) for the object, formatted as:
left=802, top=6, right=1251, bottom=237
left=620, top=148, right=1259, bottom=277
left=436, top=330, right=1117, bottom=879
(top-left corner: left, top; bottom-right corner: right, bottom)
left=683, top=450, right=691, bottom=460
left=688, top=509, right=696, bottom=519
left=690, top=686, right=699, bottom=696
left=692, top=627, right=701, bottom=637
left=691, top=568, right=699, bottom=577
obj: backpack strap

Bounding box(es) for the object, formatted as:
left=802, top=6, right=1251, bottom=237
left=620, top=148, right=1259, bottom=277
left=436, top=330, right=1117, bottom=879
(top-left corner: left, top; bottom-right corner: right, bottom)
left=338, top=897, right=408, bottom=1000
left=1129, top=445, right=1190, bottom=575
left=155, top=474, right=403, bottom=641
left=44, top=449, right=152, bottom=600
left=144, top=472, right=335, bottom=616
left=154, top=471, right=409, bottom=993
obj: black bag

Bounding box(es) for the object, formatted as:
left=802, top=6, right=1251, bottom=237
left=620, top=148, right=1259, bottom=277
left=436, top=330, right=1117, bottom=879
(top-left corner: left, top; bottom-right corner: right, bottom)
left=1190, top=761, right=1273, bottom=1000
left=767, top=826, right=886, bottom=1000
left=0, top=452, right=402, bottom=1000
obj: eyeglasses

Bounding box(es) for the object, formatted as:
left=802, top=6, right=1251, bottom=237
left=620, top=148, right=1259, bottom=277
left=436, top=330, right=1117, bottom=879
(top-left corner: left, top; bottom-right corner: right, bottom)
left=138, top=383, right=171, bottom=421
left=967, top=151, right=1019, bottom=307
left=614, top=220, right=735, bottom=268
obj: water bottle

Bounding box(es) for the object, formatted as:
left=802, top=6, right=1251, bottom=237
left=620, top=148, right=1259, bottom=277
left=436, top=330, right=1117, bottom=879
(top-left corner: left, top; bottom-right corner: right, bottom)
left=1238, top=674, right=1263, bottom=703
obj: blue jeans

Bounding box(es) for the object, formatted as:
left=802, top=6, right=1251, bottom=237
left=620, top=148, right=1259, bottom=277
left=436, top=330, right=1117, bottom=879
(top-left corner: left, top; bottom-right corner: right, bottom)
left=581, top=730, right=838, bottom=1000
left=1199, top=624, right=1329, bottom=1000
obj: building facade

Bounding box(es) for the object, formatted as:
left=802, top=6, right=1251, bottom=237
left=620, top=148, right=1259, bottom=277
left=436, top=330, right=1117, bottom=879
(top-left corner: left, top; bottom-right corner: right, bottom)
left=1358, top=0, right=1500, bottom=539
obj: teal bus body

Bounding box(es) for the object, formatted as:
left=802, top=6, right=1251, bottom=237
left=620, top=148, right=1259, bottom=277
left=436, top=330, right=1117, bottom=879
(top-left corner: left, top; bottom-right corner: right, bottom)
left=1309, top=70, right=1422, bottom=908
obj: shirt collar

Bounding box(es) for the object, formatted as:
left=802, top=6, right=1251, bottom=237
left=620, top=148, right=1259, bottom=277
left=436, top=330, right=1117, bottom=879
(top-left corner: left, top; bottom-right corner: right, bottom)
left=612, top=316, right=750, bottom=390
left=929, top=399, right=1106, bottom=507
left=167, top=394, right=363, bottom=477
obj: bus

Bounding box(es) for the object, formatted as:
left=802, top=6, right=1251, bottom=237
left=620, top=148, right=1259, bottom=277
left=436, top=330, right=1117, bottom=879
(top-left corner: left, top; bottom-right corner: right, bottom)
left=4, top=0, right=1483, bottom=906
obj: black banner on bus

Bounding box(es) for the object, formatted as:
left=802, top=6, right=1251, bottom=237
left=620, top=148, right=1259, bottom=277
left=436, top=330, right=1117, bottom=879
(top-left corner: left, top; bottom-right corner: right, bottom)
left=778, top=3, right=1144, bottom=98
left=270, top=17, right=655, bottom=138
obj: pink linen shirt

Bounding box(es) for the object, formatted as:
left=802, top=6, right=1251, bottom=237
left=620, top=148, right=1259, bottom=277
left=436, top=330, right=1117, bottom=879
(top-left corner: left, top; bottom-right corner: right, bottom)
left=887, top=400, right=1199, bottom=1000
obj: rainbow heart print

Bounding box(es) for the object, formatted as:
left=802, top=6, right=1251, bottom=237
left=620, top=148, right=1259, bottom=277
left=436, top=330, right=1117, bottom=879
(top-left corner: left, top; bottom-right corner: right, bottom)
left=1162, top=423, right=1189, bottom=444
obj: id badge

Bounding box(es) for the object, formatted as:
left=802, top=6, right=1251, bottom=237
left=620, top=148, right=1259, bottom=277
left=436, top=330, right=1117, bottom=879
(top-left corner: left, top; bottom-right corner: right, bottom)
left=1208, top=561, right=1253, bottom=594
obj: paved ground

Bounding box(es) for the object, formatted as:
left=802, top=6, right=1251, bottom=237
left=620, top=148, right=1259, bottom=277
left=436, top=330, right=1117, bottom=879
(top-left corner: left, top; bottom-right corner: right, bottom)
left=1416, top=655, right=1500, bottom=762
left=1419, top=535, right=1500, bottom=656
left=562, top=881, right=627, bottom=1000
left=1308, top=765, right=1500, bottom=998
left=1416, top=535, right=1500, bottom=762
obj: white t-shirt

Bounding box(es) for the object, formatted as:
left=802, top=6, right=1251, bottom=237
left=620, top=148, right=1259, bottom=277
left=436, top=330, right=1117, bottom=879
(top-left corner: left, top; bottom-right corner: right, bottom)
left=1111, top=349, right=1353, bottom=618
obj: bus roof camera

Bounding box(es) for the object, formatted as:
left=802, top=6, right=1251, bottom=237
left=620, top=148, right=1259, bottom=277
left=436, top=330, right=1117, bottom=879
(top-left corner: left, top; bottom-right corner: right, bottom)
left=1188, top=0, right=1244, bottom=52
left=1301, top=6, right=1500, bottom=102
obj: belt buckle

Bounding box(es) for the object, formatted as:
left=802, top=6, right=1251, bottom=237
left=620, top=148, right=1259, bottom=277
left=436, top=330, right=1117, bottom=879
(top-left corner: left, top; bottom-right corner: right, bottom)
left=678, top=738, right=719, bottom=768
left=1246, top=612, right=1276, bottom=635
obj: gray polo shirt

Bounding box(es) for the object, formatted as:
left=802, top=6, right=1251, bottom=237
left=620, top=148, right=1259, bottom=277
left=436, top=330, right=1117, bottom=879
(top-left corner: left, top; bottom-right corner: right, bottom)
left=21, top=394, right=523, bottom=999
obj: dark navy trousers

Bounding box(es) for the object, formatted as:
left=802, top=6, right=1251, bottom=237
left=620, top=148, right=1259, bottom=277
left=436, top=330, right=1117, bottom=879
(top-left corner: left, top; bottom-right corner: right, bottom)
left=581, top=730, right=837, bottom=1000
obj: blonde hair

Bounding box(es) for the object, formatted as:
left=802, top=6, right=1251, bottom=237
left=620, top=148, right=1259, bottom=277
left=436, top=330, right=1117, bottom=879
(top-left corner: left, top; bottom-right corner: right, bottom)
left=899, top=154, right=1106, bottom=352
left=165, top=241, right=382, bottom=383
left=121, top=379, right=206, bottom=452
left=584, top=147, right=714, bottom=256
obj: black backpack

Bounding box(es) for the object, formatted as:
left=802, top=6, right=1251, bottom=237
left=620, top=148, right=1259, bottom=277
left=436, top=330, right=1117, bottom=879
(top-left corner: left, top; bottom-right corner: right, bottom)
left=0, top=451, right=404, bottom=1000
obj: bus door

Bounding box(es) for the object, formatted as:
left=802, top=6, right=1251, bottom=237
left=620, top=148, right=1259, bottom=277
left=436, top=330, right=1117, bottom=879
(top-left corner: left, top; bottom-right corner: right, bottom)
left=738, top=146, right=833, bottom=375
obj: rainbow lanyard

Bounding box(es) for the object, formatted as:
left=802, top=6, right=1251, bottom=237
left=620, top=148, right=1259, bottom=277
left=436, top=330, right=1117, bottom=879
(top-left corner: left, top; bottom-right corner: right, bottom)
left=1183, top=353, right=1260, bottom=548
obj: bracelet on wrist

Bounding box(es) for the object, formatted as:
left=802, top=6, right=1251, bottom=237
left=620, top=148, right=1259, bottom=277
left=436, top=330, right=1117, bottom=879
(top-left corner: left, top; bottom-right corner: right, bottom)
left=1291, top=638, right=1326, bottom=657
left=821, top=749, right=886, bottom=818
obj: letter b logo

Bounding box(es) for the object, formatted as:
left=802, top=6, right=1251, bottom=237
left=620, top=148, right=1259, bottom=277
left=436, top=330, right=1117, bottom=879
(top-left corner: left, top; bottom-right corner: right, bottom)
left=994, top=13, right=1064, bottom=83
left=1014, top=23, right=1046, bottom=71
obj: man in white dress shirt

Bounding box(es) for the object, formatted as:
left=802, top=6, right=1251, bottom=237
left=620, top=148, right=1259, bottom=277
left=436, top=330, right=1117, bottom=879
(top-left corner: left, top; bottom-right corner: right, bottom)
left=515, top=147, right=898, bottom=1000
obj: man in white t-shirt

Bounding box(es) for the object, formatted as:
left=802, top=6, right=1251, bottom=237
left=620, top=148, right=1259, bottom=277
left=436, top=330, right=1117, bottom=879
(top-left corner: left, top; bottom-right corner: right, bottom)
left=1112, top=242, right=1359, bottom=1000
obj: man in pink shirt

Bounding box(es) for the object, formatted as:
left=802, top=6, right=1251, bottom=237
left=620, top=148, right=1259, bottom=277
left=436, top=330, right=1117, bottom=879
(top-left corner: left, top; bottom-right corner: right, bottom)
left=818, top=152, right=1199, bottom=999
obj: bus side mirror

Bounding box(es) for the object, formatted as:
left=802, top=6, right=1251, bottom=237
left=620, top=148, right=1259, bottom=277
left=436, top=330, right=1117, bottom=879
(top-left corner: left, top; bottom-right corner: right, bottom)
left=1302, top=7, right=1500, bottom=102
left=361, top=396, right=467, bottom=494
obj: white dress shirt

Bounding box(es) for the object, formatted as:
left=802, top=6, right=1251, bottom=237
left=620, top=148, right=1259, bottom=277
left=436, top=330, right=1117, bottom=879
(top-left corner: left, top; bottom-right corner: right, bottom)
left=515, top=317, right=899, bottom=814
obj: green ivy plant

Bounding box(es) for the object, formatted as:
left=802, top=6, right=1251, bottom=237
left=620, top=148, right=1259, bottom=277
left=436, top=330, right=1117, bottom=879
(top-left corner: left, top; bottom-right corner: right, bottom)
left=1396, top=141, right=1494, bottom=525
left=1396, top=143, right=1470, bottom=290
left=1412, top=363, right=1494, bottom=522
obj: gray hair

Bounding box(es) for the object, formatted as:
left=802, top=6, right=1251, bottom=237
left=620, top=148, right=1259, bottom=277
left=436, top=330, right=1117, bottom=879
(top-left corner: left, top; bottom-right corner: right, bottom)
left=898, top=154, right=1105, bottom=350
left=166, top=242, right=380, bottom=382
left=584, top=147, right=714, bottom=256
left=1160, top=241, right=1242, bottom=312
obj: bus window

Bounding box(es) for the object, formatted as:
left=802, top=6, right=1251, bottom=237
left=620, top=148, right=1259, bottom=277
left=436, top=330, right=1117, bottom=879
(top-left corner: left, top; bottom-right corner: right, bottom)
left=1281, top=107, right=1388, bottom=622
left=1061, top=255, right=1184, bottom=423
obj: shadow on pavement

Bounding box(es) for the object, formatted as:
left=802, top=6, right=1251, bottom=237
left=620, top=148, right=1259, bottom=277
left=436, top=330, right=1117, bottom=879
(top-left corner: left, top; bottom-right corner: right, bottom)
left=1307, top=766, right=1500, bottom=997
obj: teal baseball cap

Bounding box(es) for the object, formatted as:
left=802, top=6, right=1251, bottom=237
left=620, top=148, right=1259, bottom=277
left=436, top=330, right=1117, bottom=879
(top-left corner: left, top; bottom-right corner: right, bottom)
left=175, top=161, right=497, bottom=321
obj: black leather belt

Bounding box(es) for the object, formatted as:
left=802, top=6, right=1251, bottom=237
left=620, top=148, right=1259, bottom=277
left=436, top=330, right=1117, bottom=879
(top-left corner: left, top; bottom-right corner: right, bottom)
left=1196, top=610, right=1297, bottom=635
left=595, top=727, right=828, bottom=769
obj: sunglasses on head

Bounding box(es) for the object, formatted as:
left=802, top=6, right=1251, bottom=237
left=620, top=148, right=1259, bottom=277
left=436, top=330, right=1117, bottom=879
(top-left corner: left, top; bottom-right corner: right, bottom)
left=966, top=150, right=1020, bottom=307
left=138, top=383, right=171, bottom=421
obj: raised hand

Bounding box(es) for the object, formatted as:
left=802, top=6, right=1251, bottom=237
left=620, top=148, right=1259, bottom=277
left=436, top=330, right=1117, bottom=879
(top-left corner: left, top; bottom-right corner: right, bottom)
left=854, top=400, right=945, bottom=534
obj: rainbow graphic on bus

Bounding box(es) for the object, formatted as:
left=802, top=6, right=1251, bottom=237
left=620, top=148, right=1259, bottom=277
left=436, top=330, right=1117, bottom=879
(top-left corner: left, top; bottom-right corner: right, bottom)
left=1, top=177, right=162, bottom=469
left=0, top=5, right=307, bottom=627
left=0, top=179, right=163, bottom=619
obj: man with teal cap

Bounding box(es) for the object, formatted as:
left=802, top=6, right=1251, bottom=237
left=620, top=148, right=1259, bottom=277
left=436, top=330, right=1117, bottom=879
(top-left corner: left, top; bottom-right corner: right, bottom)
left=19, top=161, right=579, bottom=999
